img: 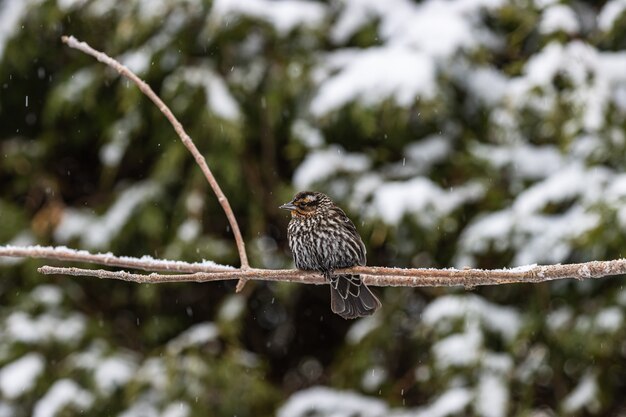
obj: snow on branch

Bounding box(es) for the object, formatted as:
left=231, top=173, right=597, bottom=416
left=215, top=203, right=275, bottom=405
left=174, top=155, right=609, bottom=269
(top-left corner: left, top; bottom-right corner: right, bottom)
left=60, top=35, right=251, bottom=290
left=32, top=256, right=626, bottom=288
left=2, top=242, right=626, bottom=287
left=0, top=245, right=233, bottom=272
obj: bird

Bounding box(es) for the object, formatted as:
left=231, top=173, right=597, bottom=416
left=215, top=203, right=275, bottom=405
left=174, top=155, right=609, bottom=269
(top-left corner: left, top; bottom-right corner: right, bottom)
left=279, top=191, right=381, bottom=319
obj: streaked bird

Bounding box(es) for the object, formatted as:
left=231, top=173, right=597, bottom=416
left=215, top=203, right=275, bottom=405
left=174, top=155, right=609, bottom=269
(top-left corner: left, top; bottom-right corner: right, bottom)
left=280, top=191, right=381, bottom=319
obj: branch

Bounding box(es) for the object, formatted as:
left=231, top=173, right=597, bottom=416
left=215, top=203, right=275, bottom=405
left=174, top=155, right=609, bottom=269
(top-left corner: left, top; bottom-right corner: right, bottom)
left=37, top=258, right=626, bottom=287
left=60, top=35, right=251, bottom=290
left=0, top=245, right=233, bottom=273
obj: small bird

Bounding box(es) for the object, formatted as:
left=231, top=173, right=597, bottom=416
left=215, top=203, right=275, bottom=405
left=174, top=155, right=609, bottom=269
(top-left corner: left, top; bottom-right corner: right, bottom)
left=279, top=191, right=381, bottom=319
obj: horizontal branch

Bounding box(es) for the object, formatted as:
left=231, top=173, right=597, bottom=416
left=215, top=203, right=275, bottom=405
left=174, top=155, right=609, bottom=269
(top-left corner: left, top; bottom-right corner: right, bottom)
left=0, top=245, right=233, bottom=273
left=38, top=258, right=626, bottom=287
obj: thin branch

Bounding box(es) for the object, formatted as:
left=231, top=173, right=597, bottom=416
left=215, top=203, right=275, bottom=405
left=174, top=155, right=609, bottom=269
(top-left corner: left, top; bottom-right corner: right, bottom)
left=0, top=245, right=233, bottom=273
left=60, top=35, right=251, bottom=288
left=38, top=258, right=626, bottom=287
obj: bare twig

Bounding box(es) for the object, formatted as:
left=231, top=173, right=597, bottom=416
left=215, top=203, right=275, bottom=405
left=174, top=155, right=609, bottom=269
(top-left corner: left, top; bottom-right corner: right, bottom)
left=0, top=245, right=233, bottom=272
left=37, top=258, right=626, bottom=287
left=60, top=35, right=251, bottom=290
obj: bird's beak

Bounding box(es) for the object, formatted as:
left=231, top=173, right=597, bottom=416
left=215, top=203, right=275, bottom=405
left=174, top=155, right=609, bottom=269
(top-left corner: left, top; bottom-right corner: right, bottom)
left=279, top=201, right=296, bottom=211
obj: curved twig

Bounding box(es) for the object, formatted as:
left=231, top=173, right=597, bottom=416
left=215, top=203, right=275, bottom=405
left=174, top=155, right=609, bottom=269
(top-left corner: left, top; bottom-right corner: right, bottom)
left=60, top=35, right=251, bottom=290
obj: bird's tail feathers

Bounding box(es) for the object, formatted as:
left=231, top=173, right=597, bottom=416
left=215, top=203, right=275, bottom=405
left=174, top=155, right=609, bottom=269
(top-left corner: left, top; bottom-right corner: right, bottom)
left=329, top=274, right=381, bottom=319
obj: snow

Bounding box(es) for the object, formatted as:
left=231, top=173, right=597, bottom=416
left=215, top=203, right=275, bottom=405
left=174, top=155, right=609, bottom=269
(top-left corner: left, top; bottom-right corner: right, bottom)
left=370, top=178, right=484, bottom=227
left=423, top=295, right=521, bottom=341
left=462, top=66, right=509, bottom=106
left=164, top=66, right=241, bottom=120
left=402, top=135, right=452, bottom=175
left=310, top=47, right=436, bottom=116
left=218, top=295, right=245, bottom=321
left=0, top=0, right=31, bottom=60
left=118, top=401, right=159, bottom=417
left=6, top=311, right=86, bottom=344
left=562, top=373, right=599, bottom=413
left=413, top=387, right=472, bottom=417
left=30, top=285, right=63, bottom=307
left=470, top=143, right=564, bottom=180
left=293, top=145, right=370, bottom=189
left=346, top=315, right=381, bottom=344
left=56, top=68, right=97, bottom=103
left=539, top=4, right=579, bottom=34
left=331, top=0, right=502, bottom=58
left=277, top=386, right=387, bottom=417
left=0, top=353, right=45, bottom=399
left=432, top=323, right=482, bottom=367
left=94, top=356, right=138, bottom=394
left=291, top=120, right=324, bottom=148
left=0, top=403, right=13, bottom=417
left=167, top=322, right=219, bottom=354
left=476, top=374, right=508, bottom=417
left=598, top=0, right=626, bottom=31
left=100, top=111, right=140, bottom=167
left=33, top=379, right=94, bottom=417
left=54, top=181, right=160, bottom=249
left=162, top=403, right=191, bottom=417
left=177, top=219, right=201, bottom=242
left=57, top=0, right=88, bottom=11
left=594, top=307, right=623, bottom=332
left=546, top=307, right=573, bottom=331
left=210, top=0, right=326, bottom=35
left=361, top=366, right=387, bottom=392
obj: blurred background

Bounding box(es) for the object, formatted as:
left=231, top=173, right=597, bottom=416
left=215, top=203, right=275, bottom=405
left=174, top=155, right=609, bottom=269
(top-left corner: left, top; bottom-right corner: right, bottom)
left=1, top=0, right=626, bottom=416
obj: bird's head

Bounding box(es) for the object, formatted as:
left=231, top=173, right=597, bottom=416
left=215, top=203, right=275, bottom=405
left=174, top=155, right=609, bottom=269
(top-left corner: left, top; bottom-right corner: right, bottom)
left=279, top=191, right=332, bottom=217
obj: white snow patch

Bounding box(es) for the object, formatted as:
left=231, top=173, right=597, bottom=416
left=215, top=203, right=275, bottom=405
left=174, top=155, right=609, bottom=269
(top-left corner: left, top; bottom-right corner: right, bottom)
left=94, top=356, right=138, bottom=394
left=218, top=295, right=245, bottom=321
left=164, top=66, right=240, bottom=120
left=167, top=322, right=219, bottom=354
left=100, top=111, right=140, bottom=167
left=547, top=307, right=573, bottom=331
left=0, top=353, right=45, bottom=399
left=403, top=135, right=452, bottom=173
left=311, top=47, right=436, bottom=116
left=476, top=373, right=508, bottom=417
left=293, top=145, right=370, bottom=189
left=414, top=387, right=472, bottom=417
left=54, top=181, right=160, bottom=250
left=277, top=386, right=387, bottom=417
left=562, top=372, right=599, bottom=413
left=330, top=0, right=502, bottom=59
left=55, top=68, right=97, bottom=103
left=471, top=143, right=564, bottom=180
left=432, top=323, right=482, bottom=368
left=6, top=312, right=86, bottom=344
left=33, top=379, right=94, bottom=417
left=210, top=0, right=326, bottom=35
left=291, top=119, right=324, bottom=148
left=30, top=285, right=63, bottom=306
left=423, top=294, right=521, bottom=341
left=598, top=0, right=626, bottom=31
left=361, top=366, right=387, bottom=392
left=0, top=0, right=30, bottom=60
left=594, top=307, right=623, bottom=332
left=539, top=4, right=579, bottom=34
left=463, top=66, right=510, bottom=106
left=346, top=315, right=381, bottom=344
left=162, top=402, right=191, bottom=417
left=370, top=177, right=484, bottom=226
left=177, top=219, right=201, bottom=242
